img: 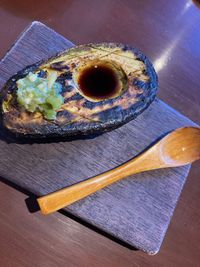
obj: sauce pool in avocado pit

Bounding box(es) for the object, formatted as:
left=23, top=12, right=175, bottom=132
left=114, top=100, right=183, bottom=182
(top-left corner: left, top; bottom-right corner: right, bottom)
left=77, top=64, right=120, bottom=100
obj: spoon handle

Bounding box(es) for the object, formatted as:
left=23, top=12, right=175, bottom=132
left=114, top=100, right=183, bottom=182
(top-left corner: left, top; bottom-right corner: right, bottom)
left=37, top=149, right=161, bottom=215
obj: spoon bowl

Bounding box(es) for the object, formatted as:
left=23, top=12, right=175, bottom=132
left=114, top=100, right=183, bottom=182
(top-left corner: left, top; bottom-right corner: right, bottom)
left=160, top=127, right=200, bottom=166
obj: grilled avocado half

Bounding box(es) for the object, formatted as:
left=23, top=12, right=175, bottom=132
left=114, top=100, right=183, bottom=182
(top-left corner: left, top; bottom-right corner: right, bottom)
left=0, top=43, right=158, bottom=139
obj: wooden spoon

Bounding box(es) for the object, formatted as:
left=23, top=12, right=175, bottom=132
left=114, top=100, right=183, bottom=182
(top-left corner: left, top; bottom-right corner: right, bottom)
left=37, top=127, right=200, bottom=215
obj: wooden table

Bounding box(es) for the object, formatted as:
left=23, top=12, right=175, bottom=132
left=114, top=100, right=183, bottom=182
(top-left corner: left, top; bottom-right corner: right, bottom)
left=0, top=1, right=199, bottom=266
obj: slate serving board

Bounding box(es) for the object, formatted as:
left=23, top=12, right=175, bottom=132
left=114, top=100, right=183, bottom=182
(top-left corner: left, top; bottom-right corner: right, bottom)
left=0, top=21, right=197, bottom=254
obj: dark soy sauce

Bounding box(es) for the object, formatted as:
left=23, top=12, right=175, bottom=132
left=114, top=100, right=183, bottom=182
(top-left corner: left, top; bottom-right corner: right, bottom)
left=78, top=64, right=119, bottom=100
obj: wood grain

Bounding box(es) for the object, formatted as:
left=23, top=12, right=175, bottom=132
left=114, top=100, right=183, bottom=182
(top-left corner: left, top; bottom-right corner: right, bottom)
left=0, top=21, right=197, bottom=255
left=0, top=0, right=200, bottom=266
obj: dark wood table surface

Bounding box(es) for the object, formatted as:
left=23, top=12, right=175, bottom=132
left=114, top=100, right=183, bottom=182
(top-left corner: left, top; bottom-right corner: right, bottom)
left=0, top=0, right=199, bottom=266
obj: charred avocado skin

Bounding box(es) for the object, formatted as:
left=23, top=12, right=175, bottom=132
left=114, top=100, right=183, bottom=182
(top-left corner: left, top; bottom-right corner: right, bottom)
left=0, top=43, right=158, bottom=139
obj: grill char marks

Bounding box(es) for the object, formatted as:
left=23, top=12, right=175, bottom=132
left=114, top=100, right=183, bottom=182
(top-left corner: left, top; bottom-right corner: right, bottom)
left=50, top=61, right=70, bottom=71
